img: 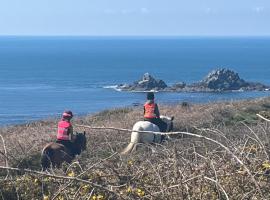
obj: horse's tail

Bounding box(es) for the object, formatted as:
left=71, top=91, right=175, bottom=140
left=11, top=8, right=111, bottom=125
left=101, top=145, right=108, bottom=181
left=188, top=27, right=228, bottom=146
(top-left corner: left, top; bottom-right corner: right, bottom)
left=41, top=147, right=53, bottom=170
left=120, top=142, right=136, bottom=155
left=121, top=125, right=143, bottom=155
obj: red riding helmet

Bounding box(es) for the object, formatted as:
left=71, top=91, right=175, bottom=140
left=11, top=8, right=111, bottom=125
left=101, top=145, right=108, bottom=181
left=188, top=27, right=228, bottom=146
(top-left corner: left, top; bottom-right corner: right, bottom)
left=62, top=110, right=73, bottom=119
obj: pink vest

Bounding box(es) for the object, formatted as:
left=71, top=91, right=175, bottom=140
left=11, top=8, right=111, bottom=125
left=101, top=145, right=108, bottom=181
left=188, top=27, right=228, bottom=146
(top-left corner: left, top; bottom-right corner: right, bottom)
left=57, top=120, right=71, bottom=140
left=144, top=102, right=157, bottom=118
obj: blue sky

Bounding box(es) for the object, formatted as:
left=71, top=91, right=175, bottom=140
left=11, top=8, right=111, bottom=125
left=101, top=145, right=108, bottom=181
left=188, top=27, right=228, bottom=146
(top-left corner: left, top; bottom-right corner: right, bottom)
left=0, top=0, right=269, bottom=36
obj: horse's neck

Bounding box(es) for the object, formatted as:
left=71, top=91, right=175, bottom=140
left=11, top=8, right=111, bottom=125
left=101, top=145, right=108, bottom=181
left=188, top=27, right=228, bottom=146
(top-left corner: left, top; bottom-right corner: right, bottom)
left=72, top=134, right=85, bottom=155
left=161, top=118, right=171, bottom=132
left=72, top=142, right=81, bottom=155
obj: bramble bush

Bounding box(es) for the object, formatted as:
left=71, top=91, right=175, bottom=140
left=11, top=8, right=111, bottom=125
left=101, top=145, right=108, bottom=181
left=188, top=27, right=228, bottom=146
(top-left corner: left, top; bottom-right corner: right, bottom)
left=1, top=97, right=270, bottom=199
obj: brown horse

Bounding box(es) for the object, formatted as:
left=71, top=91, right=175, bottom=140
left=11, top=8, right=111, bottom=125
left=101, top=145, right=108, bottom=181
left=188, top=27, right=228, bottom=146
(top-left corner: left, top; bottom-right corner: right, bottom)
left=41, top=132, right=87, bottom=170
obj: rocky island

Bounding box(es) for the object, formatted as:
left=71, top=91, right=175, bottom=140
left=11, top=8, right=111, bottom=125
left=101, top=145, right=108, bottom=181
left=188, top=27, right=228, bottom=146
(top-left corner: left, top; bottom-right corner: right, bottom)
left=115, top=68, right=270, bottom=92
left=116, top=73, right=167, bottom=92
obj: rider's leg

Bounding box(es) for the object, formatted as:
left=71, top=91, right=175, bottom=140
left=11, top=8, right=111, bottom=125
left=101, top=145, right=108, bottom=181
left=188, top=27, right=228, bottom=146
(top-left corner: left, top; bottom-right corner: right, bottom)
left=155, top=118, right=167, bottom=132
left=65, top=141, right=75, bottom=156
left=56, top=140, right=74, bottom=157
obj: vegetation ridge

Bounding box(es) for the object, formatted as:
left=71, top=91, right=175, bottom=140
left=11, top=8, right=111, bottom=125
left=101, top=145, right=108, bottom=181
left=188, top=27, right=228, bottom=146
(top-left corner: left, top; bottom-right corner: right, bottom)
left=1, top=97, right=270, bottom=199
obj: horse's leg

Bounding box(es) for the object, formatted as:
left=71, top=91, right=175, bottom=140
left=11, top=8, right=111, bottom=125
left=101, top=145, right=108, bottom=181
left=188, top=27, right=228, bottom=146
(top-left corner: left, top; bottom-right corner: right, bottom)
left=160, top=133, right=166, bottom=142
left=51, top=154, right=58, bottom=169
left=41, top=148, right=54, bottom=170
left=131, top=143, right=138, bottom=153
left=164, top=134, right=173, bottom=141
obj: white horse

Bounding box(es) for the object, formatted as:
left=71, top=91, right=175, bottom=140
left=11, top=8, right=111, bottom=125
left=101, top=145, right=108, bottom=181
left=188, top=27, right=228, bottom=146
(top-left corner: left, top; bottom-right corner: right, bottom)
left=121, top=116, right=174, bottom=154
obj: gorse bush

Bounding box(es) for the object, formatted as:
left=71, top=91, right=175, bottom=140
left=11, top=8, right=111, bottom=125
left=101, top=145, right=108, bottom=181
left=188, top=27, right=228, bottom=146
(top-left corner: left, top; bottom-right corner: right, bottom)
left=0, top=97, right=270, bottom=199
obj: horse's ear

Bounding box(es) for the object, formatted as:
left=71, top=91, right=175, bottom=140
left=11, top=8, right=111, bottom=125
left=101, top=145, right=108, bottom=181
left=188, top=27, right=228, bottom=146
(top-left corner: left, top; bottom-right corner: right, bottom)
left=83, top=131, right=86, bottom=136
left=171, top=116, right=174, bottom=121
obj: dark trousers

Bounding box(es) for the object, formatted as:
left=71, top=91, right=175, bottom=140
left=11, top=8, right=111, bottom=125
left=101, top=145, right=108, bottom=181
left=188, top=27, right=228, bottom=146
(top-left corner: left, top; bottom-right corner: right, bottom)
left=56, top=140, right=74, bottom=156
left=144, top=118, right=167, bottom=132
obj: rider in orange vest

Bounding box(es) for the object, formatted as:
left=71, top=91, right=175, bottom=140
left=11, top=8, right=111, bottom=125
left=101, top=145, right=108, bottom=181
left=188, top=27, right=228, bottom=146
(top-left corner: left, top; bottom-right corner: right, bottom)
left=56, top=110, right=75, bottom=156
left=144, top=92, right=167, bottom=132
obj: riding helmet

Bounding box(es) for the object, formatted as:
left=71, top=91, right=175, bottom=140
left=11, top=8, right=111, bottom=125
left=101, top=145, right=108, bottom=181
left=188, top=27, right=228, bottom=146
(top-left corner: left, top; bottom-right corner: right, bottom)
left=147, top=92, right=155, bottom=100
left=62, top=110, right=73, bottom=119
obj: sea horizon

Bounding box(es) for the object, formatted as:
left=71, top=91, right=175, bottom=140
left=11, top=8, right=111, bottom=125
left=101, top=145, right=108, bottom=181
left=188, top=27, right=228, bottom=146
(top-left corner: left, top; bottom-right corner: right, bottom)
left=1, top=35, right=270, bottom=39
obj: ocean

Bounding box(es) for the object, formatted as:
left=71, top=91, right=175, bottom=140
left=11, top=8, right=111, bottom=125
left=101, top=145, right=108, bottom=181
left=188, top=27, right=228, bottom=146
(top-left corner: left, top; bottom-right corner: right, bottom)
left=0, top=36, right=269, bottom=125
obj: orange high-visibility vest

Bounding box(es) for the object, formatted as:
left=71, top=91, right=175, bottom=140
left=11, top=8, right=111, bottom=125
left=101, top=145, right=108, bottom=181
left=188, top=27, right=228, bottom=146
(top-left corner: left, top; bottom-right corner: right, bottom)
left=57, top=120, right=72, bottom=140
left=144, top=102, right=157, bottom=118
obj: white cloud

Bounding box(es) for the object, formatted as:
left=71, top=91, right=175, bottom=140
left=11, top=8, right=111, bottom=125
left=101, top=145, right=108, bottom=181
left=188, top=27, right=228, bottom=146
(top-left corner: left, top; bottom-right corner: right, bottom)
left=140, top=7, right=150, bottom=14
left=205, top=7, right=212, bottom=14
left=253, top=6, right=264, bottom=13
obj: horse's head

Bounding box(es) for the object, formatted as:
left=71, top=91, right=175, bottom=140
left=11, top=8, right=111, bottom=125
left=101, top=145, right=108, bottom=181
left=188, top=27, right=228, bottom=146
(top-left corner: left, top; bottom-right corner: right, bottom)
left=160, top=115, right=174, bottom=132
left=73, top=131, right=87, bottom=154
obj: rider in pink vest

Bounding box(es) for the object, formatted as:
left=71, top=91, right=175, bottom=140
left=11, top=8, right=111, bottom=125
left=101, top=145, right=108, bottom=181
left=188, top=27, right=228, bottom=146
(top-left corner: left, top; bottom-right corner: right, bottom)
left=56, top=110, right=75, bottom=156
left=144, top=92, right=167, bottom=132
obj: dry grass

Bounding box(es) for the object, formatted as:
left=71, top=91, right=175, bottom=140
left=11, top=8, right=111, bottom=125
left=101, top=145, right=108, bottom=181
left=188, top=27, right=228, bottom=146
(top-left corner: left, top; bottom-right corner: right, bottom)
left=1, top=97, right=270, bottom=199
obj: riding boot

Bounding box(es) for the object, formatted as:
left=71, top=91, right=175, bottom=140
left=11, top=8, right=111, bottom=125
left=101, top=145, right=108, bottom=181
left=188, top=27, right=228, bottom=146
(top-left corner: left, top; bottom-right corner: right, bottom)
left=155, top=118, right=167, bottom=132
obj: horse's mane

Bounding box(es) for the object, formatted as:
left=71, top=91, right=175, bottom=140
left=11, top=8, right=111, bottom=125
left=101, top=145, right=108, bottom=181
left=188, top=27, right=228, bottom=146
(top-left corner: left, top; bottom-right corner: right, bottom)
left=74, top=132, right=85, bottom=144
left=73, top=132, right=86, bottom=154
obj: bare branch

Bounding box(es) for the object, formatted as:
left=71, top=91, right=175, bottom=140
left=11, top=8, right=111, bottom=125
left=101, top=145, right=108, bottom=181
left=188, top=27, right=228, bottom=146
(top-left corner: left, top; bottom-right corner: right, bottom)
left=0, top=166, right=124, bottom=199
left=256, top=114, right=270, bottom=122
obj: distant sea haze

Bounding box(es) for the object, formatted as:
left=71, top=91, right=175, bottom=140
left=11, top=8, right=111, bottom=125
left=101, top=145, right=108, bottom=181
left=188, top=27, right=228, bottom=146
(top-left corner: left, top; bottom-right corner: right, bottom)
left=0, top=36, right=269, bottom=125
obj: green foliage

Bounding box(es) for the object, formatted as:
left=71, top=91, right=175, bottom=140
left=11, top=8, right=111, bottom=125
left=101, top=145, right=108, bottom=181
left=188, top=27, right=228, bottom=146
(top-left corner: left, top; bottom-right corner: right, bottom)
left=228, top=112, right=258, bottom=124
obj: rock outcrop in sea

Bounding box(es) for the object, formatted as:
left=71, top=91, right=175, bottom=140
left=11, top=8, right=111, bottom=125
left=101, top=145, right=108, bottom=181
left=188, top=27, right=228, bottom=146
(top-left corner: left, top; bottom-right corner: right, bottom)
left=116, top=73, right=167, bottom=91
left=201, top=68, right=247, bottom=90
left=115, top=68, right=269, bottom=92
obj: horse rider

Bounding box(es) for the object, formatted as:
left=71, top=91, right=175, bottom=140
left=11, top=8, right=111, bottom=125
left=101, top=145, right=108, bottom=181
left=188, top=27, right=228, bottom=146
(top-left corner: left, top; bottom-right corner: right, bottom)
left=56, top=110, right=75, bottom=156
left=144, top=92, right=167, bottom=132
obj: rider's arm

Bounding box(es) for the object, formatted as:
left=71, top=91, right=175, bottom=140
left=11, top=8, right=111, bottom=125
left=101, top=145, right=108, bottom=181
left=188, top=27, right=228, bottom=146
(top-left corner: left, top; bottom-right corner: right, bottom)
left=143, top=106, right=146, bottom=115
left=68, top=125, right=74, bottom=140
left=155, top=104, right=160, bottom=118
